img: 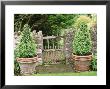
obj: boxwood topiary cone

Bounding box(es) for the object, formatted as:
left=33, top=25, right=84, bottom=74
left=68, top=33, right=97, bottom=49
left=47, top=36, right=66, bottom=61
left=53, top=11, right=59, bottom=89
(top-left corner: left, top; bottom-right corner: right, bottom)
left=73, top=16, right=92, bottom=72
left=15, top=24, right=37, bottom=75
left=73, top=23, right=92, bottom=55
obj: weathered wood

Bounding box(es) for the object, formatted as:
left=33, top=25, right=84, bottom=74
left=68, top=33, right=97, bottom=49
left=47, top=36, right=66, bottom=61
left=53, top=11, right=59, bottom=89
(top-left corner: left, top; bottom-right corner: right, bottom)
left=43, top=46, right=64, bottom=64
left=43, top=36, right=64, bottom=39
left=49, top=46, right=51, bottom=49
left=55, top=46, right=56, bottom=49
left=47, top=39, right=49, bottom=49
left=44, top=49, right=61, bottom=51
left=51, top=39, right=54, bottom=49
left=35, top=30, right=74, bottom=65
left=44, top=46, right=46, bottom=49
left=43, top=36, right=56, bottom=39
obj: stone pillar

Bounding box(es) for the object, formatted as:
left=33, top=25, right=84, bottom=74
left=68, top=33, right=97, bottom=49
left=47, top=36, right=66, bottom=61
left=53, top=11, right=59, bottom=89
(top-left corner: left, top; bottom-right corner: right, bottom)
left=14, top=32, right=20, bottom=49
left=32, top=30, right=37, bottom=44
left=64, top=30, right=74, bottom=64
left=91, top=27, right=97, bottom=54
left=36, top=31, right=43, bottom=65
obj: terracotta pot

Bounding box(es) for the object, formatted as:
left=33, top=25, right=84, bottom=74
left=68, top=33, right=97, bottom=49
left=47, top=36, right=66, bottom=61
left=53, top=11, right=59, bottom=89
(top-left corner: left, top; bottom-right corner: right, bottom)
left=17, top=57, right=38, bottom=75
left=73, top=54, right=92, bottom=72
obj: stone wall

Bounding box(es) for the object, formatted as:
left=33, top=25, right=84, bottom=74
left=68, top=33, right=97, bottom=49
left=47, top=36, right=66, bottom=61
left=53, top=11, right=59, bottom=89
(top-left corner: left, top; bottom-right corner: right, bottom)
left=91, top=28, right=97, bottom=54
left=14, top=32, right=20, bottom=49
left=14, top=28, right=97, bottom=63
left=64, top=30, right=74, bottom=63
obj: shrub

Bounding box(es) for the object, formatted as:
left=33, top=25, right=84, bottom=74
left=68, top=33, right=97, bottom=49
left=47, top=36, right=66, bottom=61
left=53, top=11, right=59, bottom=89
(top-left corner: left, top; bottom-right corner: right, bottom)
left=14, top=59, right=21, bottom=75
left=14, top=50, right=20, bottom=75
left=73, top=17, right=92, bottom=55
left=15, top=24, right=36, bottom=58
left=91, top=53, right=97, bottom=71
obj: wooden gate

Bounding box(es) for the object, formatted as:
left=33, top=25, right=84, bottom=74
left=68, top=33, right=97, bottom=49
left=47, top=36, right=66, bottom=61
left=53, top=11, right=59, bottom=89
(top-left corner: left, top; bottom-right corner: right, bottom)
left=32, top=30, right=74, bottom=65
left=43, top=35, right=65, bottom=64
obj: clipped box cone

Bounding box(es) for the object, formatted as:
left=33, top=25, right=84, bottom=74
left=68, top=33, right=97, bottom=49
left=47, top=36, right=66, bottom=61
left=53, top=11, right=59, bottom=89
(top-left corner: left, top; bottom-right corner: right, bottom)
left=73, top=16, right=93, bottom=72
left=15, top=24, right=37, bottom=75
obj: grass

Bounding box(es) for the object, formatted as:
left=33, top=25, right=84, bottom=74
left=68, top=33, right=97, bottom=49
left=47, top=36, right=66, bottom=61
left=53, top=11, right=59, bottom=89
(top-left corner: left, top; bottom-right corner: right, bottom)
left=33, top=71, right=97, bottom=76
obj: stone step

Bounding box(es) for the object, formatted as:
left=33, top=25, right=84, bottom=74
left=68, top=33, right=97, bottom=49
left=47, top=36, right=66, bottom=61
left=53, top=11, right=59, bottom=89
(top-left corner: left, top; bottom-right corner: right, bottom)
left=35, top=64, right=74, bottom=73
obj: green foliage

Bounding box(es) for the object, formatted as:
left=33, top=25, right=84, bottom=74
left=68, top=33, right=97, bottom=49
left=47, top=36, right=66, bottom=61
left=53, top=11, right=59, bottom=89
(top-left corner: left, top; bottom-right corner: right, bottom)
left=14, top=50, right=20, bottom=75
left=74, top=15, right=91, bottom=29
left=15, top=24, right=36, bottom=58
left=14, top=14, right=77, bottom=35
left=48, top=14, right=76, bottom=30
left=73, top=17, right=92, bottom=55
left=91, top=54, right=97, bottom=71
left=14, top=14, right=95, bottom=48
left=14, top=14, right=78, bottom=47
left=14, top=59, right=21, bottom=75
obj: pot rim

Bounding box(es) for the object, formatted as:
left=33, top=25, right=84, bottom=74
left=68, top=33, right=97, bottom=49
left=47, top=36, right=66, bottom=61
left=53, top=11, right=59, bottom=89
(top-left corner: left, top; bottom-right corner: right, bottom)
left=73, top=54, right=92, bottom=57
left=73, top=54, right=92, bottom=61
left=73, top=53, right=93, bottom=57
left=17, top=56, right=38, bottom=63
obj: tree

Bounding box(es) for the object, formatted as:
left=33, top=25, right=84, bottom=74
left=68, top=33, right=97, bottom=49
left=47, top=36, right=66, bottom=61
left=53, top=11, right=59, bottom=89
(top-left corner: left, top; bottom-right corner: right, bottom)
left=14, top=14, right=77, bottom=35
